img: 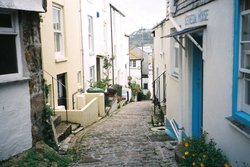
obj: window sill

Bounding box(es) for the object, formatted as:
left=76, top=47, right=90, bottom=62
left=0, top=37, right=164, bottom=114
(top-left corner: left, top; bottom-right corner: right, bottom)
left=55, top=57, right=68, bottom=63
left=226, top=116, right=250, bottom=139
left=0, top=76, right=30, bottom=85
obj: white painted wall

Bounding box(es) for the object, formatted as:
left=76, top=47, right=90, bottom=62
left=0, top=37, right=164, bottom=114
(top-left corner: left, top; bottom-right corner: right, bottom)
left=112, top=8, right=129, bottom=87
left=130, top=59, right=141, bottom=86
left=0, top=81, right=32, bottom=160
left=154, top=0, right=250, bottom=164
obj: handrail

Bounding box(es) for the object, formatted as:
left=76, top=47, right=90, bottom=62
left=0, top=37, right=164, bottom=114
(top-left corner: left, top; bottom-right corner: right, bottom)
left=153, top=70, right=166, bottom=83
left=43, top=70, right=68, bottom=123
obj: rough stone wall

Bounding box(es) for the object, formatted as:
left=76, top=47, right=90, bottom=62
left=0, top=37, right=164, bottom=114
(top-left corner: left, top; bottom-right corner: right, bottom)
left=19, top=11, right=45, bottom=145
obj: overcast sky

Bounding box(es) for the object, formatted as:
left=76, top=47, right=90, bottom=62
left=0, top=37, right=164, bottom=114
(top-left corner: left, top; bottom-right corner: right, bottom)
left=110, top=0, right=166, bottom=34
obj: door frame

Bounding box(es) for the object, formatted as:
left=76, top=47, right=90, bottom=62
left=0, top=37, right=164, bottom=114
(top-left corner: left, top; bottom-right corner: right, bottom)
left=57, top=73, right=67, bottom=109
left=191, top=32, right=204, bottom=138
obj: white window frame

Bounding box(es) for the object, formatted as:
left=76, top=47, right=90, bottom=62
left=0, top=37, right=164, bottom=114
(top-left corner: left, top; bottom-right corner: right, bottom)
left=0, top=10, right=22, bottom=81
left=239, top=8, right=250, bottom=114
left=103, top=22, right=107, bottom=52
left=53, top=4, right=64, bottom=59
left=89, top=65, right=95, bottom=82
left=88, top=15, right=94, bottom=54
left=171, top=38, right=180, bottom=78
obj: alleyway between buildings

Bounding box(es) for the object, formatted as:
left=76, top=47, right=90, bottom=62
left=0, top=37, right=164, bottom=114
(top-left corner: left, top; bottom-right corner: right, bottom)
left=73, top=101, right=177, bottom=167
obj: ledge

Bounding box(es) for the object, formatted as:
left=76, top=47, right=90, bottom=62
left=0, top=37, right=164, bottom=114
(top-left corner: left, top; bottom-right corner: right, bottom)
left=55, top=57, right=68, bottom=63
left=226, top=116, right=250, bottom=139
left=0, top=77, right=30, bottom=85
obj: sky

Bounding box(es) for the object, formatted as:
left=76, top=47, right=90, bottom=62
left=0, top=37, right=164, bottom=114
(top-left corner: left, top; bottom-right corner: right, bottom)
left=109, top=0, right=166, bottom=34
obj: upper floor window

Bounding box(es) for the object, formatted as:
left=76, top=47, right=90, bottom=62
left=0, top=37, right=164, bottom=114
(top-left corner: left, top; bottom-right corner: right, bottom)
left=171, top=37, right=180, bottom=78
left=88, top=15, right=94, bottom=53
left=53, top=4, right=64, bottom=59
left=0, top=11, right=22, bottom=79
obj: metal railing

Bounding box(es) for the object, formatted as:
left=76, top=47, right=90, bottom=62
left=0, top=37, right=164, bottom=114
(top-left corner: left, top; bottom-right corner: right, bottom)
left=43, top=70, right=68, bottom=123
left=152, top=70, right=166, bottom=113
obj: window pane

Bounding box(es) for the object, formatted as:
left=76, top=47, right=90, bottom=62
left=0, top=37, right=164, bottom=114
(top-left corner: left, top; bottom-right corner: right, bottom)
left=241, top=43, right=250, bottom=69
left=0, top=14, right=12, bottom=28
left=53, top=8, right=60, bottom=30
left=245, top=73, right=250, bottom=105
left=0, top=34, right=18, bottom=75
left=175, top=48, right=179, bottom=68
left=242, top=13, right=250, bottom=41
left=241, top=0, right=250, bottom=11
left=54, top=32, right=61, bottom=52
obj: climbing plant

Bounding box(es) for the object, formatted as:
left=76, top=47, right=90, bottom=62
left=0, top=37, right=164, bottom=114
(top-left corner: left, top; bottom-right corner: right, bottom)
left=42, top=80, right=58, bottom=150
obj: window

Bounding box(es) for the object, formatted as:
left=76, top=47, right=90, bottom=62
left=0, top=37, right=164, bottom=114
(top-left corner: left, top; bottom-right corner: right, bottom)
left=239, top=0, right=250, bottom=115
left=233, top=0, right=250, bottom=125
left=103, top=22, right=107, bottom=52
left=130, top=60, right=136, bottom=67
left=88, top=15, right=94, bottom=53
left=90, top=65, right=95, bottom=82
left=171, top=39, right=180, bottom=77
left=53, top=5, right=64, bottom=59
left=0, top=11, right=22, bottom=79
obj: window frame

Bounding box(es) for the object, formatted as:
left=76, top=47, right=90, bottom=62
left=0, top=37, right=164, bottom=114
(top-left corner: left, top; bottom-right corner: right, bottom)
left=53, top=4, right=64, bottom=59
left=233, top=0, right=250, bottom=126
left=88, top=15, right=94, bottom=53
left=0, top=10, right=22, bottom=81
left=89, top=65, right=95, bottom=82
left=171, top=36, right=180, bottom=78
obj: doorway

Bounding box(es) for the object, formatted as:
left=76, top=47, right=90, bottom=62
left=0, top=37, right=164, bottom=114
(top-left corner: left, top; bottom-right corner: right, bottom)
left=191, top=32, right=203, bottom=138
left=57, top=73, right=67, bottom=109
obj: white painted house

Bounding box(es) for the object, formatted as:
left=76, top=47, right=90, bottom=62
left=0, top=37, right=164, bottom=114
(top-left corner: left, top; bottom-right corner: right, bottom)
left=0, top=0, right=45, bottom=160
left=153, top=0, right=250, bottom=165
left=81, top=0, right=129, bottom=90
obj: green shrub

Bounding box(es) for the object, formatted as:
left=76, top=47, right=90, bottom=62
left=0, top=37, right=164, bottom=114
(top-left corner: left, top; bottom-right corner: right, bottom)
left=178, top=132, right=231, bottom=167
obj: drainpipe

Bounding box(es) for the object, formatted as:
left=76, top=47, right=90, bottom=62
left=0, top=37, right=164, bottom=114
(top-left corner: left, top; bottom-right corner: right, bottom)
left=110, top=4, right=114, bottom=85
left=79, top=0, right=85, bottom=91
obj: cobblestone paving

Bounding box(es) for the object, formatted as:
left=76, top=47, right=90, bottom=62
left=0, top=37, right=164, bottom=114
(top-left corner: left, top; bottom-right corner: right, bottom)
left=73, top=101, right=177, bottom=167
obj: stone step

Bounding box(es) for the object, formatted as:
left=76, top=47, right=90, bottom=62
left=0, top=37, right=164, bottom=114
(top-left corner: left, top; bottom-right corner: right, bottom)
left=52, top=115, right=61, bottom=127
left=56, top=122, right=72, bottom=143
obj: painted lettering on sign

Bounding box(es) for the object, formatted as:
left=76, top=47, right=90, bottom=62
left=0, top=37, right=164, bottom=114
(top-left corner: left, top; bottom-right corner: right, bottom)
left=185, top=9, right=208, bottom=25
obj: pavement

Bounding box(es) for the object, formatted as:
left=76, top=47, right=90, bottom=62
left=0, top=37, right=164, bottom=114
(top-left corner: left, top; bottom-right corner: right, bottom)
left=72, top=101, right=178, bottom=167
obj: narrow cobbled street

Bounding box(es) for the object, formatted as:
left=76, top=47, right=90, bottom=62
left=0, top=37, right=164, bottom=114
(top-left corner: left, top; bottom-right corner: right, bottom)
left=73, top=101, right=177, bottom=167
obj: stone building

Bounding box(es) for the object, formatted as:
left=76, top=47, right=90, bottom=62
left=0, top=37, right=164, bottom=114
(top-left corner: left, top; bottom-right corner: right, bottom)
left=0, top=0, right=46, bottom=160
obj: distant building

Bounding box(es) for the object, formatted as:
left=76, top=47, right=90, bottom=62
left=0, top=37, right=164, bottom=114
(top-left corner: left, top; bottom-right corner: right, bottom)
left=81, top=0, right=129, bottom=90
left=153, top=0, right=250, bottom=164
left=0, top=0, right=46, bottom=160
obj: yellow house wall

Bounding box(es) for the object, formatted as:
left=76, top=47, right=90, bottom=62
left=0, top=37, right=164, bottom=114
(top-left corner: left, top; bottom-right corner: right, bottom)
left=84, top=93, right=105, bottom=117
left=40, top=0, right=83, bottom=109
left=56, top=98, right=99, bottom=127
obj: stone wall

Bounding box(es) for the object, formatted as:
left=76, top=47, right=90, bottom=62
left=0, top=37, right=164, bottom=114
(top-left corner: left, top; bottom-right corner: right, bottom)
left=20, top=11, right=45, bottom=145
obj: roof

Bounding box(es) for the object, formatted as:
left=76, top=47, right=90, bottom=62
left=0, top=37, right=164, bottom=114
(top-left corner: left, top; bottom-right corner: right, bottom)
left=129, top=47, right=148, bottom=60
left=161, top=25, right=207, bottom=38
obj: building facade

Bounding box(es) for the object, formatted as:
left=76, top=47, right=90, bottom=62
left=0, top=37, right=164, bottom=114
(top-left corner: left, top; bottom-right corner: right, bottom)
left=81, top=0, right=129, bottom=90
left=0, top=0, right=46, bottom=160
left=153, top=0, right=250, bottom=164
left=40, top=0, right=83, bottom=110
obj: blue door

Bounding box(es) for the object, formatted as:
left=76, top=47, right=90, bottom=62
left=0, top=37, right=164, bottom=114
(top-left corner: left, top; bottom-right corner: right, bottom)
left=192, top=33, right=203, bottom=138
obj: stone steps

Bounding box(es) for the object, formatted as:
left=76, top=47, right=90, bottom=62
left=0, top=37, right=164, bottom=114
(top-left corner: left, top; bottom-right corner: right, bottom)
left=55, top=122, right=72, bottom=143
